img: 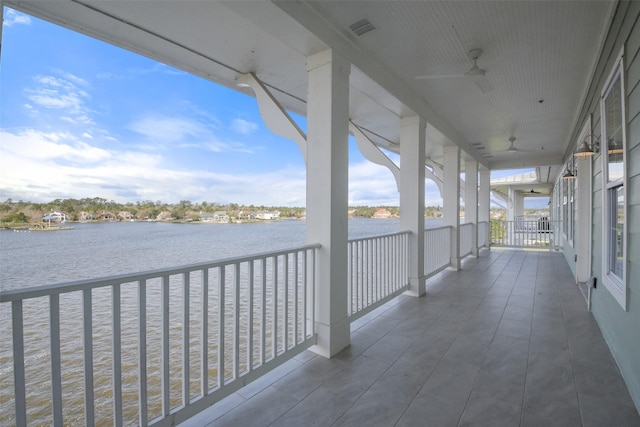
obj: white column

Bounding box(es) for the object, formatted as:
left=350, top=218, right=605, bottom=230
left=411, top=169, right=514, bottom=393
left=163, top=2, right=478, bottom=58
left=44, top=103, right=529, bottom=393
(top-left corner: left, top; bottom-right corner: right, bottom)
left=400, top=116, right=426, bottom=296
left=507, top=187, right=516, bottom=222
left=305, top=49, right=350, bottom=358
left=479, top=168, right=491, bottom=248
left=466, top=160, right=479, bottom=256
left=443, top=146, right=461, bottom=270
left=515, top=192, right=525, bottom=218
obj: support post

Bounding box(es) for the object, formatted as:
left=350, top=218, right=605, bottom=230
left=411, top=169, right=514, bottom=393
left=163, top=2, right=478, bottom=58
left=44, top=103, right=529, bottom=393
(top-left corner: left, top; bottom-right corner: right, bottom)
left=443, top=146, right=461, bottom=270
left=466, top=160, right=479, bottom=256
left=305, top=49, right=350, bottom=358
left=400, top=116, right=426, bottom=296
left=479, top=168, right=491, bottom=248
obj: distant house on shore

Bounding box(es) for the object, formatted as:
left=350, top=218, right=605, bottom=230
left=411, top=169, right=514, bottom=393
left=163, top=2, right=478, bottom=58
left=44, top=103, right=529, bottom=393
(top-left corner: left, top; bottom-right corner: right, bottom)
left=256, top=211, right=280, bottom=220
left=156, top=211, right=172, bottom=221
left=237, top=210, right=254, bottom=221
left=98, top=211, right=117, bottom=221
left=78, top=211, right=94, bottom=221
left=372, top=208, right=393, bottom=219
left=118, top=211, right=134, bottom=221
left=42, top=211, right=67, bottom=223
left=213, top=211, right=230, bottom=223
left=200, top=211, right=230, bottom=223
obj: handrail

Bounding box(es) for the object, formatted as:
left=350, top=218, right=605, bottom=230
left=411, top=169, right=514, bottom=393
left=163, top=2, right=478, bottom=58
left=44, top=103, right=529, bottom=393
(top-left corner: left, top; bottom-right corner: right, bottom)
left=0, top=244, right=321, bottom=302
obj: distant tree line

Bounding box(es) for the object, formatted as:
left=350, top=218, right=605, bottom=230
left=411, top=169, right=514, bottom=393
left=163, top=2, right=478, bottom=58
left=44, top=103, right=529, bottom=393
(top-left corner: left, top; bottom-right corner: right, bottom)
left=0, top=198, right=458, bottom=225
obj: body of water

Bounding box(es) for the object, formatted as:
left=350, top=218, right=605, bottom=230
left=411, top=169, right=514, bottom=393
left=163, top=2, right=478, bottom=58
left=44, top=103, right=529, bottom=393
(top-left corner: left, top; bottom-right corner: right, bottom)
left=0, top=217, right=442, bottom=425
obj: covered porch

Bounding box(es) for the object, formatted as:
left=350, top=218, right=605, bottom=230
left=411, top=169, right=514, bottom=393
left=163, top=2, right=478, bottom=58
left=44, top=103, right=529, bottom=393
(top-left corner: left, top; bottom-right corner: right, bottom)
left=181, top=249, right=639, bottom=426
left=2, top=1, right=640, bottom=425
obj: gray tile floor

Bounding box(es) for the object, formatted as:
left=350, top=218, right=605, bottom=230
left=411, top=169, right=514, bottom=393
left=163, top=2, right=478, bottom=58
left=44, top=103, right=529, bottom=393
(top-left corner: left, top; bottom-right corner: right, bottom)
left=180, top=249, right=640, bottom=426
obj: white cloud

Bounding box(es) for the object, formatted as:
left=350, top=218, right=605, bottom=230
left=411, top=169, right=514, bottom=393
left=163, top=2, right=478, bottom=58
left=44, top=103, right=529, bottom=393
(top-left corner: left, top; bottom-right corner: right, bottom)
left=0, top=128, right=306, bottom=206
left=231, top=118, right=258, bottom=135
left=24, top=73, right=94, bottom=124
left=129, top=115, right=252, bottom=153
left=3, top=9, right=31, bottom=27
left=348, top=161, right=399, bottom=206
left=129, top=116, right=205, bottom=142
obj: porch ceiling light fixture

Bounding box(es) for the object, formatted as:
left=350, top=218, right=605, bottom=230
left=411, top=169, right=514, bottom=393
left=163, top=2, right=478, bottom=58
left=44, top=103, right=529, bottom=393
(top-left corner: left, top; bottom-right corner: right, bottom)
left=574, top=136, right=599, bottom=157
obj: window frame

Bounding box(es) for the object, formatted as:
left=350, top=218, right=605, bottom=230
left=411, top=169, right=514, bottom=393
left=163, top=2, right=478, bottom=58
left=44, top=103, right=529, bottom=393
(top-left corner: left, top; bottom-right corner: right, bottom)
left=600, top=49, right=628, bottom=310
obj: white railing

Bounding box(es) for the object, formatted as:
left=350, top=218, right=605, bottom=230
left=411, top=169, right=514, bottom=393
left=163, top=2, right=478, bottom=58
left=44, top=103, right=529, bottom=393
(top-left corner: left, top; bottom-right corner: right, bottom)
left=424, top=226, right=452, bottom=278
left=347, top=231, right=410, bottom=320
left=0, top=245, right=319, bottom=427
left=459, top=223, right=474, bottom=259
left=490, top=219, right=559, bottom=248
left=478, top=221, right=489, bottom=248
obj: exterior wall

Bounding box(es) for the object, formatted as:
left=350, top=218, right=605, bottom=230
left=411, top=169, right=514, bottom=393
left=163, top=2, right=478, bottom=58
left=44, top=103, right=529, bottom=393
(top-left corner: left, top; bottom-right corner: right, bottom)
left=563, top=1, right=640, bottom=411
left=562, top=234, right=578, bottom=279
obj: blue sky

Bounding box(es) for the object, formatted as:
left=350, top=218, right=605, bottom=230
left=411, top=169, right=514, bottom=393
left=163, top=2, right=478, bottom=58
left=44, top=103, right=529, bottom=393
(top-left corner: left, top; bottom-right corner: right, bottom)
left=0, top=8, right=537, bottom=208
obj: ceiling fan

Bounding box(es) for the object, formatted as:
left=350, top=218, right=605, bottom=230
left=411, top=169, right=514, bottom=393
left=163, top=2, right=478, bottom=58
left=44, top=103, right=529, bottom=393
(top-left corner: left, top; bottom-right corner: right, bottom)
left=504, top=136, right=519, bottom=153
left=497, top=136, right=538, bottom=154
left=415, top=48, right=494, bottom=93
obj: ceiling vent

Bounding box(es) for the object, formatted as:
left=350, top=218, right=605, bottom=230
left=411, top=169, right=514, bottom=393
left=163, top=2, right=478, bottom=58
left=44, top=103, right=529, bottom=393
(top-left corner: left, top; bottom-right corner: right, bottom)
left=349, top=19, right=376, bottom=37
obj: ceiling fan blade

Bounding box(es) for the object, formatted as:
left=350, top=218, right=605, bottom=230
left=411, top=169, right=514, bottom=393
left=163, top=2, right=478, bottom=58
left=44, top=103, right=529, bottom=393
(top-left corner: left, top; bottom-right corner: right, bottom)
left=415, top=74, right=466, bottom=80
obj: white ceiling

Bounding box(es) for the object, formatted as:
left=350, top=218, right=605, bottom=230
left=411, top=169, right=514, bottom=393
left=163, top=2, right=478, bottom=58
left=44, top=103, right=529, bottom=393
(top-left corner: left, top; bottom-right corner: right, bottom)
left=4, top=0, right=615, bottom=185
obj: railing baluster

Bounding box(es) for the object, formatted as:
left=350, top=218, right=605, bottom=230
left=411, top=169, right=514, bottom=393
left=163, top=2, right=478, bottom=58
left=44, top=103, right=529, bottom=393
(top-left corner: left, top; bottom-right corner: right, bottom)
left=112, top=284, right=123, bottom=427
left=284, top=254, right=289, bottom=351
left=218, top=266, right=225, bottom=387
left=138, top=280, right=148, bottom=427
left=273, top=256, right=278, bottom=357
left=161, top=276, right=170, bottom=416
left=82, top=288, right=95, bottom=426
left=248, top=261, right=254, bottom=370
left=302, top=251, right=308, bottom=339
left=293, top=252, right=298, bottom=345
left=201, top=270, right=209, bottom=395
left=358, top=242, right=362, bottom=311
left=261, top=258, right=266, bottom=365
left=311, top=248, right=316, bottom=336
left=12, top=300, right=26, bottom=427
left=233, top=263, right=240, bottom=379
left=182, top=272, right=190, bottom=405
left=50, top=294, right=63, bottom=427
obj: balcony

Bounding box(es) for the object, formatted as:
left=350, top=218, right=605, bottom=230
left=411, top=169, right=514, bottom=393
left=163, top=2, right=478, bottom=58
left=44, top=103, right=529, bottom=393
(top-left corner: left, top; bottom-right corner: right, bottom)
left=179, top=249, right=638, bottom=426
left=7, top=229, right=638, bottom=426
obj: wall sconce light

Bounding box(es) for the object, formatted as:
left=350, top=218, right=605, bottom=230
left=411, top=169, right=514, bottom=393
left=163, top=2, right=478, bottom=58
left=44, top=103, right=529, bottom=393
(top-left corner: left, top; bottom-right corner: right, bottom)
left=562, top=155, right=576, bottom=179
left=562, top=168, right=576, bottom=179
left=607, top=138, right=623, bottom=154
left=574, top=135, right=600, bottom=157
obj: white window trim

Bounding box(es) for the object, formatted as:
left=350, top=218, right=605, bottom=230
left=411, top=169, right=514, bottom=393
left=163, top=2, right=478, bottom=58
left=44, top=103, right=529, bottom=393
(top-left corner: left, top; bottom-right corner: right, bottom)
left=600, top=48, right=628, bottom=310
left=575, top=117, right=593, bottom=283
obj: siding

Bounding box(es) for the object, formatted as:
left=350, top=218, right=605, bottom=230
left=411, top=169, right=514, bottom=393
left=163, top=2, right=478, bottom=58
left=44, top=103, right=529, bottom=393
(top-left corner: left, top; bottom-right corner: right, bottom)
left=589, top=1, right=640, bottom=412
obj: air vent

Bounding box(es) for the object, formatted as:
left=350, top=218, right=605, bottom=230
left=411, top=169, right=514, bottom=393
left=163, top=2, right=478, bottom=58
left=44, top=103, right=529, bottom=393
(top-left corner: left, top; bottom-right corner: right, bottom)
left=349, top=19, right=376, bottom=37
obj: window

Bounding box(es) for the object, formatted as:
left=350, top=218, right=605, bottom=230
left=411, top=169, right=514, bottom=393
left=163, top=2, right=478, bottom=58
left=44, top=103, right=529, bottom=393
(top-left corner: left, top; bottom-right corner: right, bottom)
left=601, top=51, right=627, bottom=309
left=561, top=161, right=575, bottom=246
left=562, top=177, right=568, bottom=238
